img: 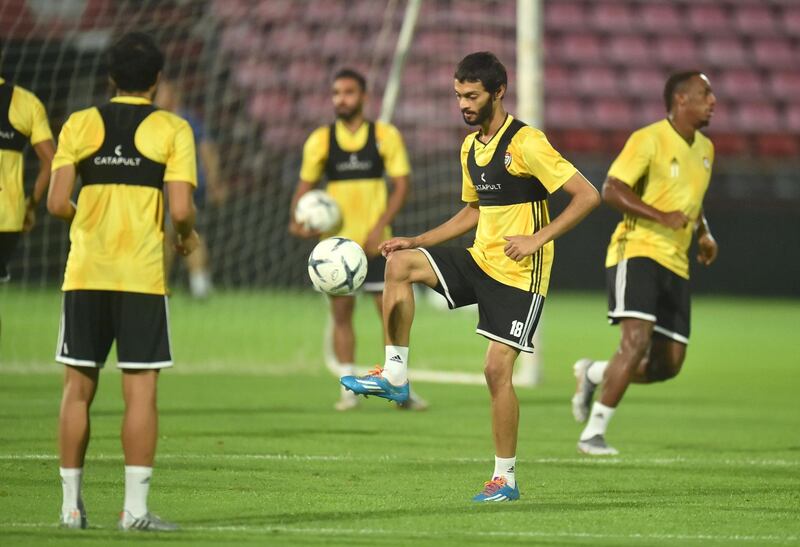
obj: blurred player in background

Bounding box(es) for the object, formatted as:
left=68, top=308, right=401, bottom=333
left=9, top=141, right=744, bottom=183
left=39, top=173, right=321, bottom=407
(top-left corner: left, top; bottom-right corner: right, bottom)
left=0, top=75, right=55, bottom=339
left=156, top=77, right=226, bottom=299
left=342, top=52, right=600, bottom=501
left=48, top=32, right=198, bottom=531
left=571, top=71, right=718, bottom=455
left=289, top=68, right=426, bottom=411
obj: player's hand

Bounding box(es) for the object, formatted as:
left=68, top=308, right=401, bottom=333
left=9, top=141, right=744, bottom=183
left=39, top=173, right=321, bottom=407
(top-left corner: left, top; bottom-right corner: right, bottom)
left=503, top=235, right=542, bottom=262
left=364, top=226, right=384, bottom=257
left=659, top=210, right=690, bottom=230
left=288, top=219, right=320, bottom=239
left=379, top=236, right=417, bottom=257
left=696, top=232, right=718, bottom=266
left=175, top=229, right=200, bottom=256
left=23, top=199, right=36, bottom=232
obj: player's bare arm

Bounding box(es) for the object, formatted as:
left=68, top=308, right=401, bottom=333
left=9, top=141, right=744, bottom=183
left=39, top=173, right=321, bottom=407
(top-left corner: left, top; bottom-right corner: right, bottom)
left=288, top=179, right=322, bottom=238
left=695, top=208, right=718, bottom=266
left=602, top=176, right=689, bottom=230
left=23, top=139, right=56, bottom=231
left=167, top=180, right=198, bottom=256
left=47, top=164, right=78, bottom=222
left=380, top=202, right=479, bottom=256
left=504, top=172, right=600, bottom=261
left=365, top=174, right=409, bottom=256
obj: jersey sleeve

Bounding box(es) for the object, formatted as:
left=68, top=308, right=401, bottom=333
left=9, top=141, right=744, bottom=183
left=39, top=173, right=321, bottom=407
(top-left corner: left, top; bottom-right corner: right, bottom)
left=51, top=113, right=80, bottom=171
left=28, top=93, right=53, bottom=145
left=377, top=123, right=410, bottom=178
left=517, top=128, right=577, bottom=193
left=460, top=137, right=478, bottom=202
left=607, top=129, right=655, bottom=187
left=164, top=119, right=198, bottom=186
left=298, top=127, right=329, bottom=184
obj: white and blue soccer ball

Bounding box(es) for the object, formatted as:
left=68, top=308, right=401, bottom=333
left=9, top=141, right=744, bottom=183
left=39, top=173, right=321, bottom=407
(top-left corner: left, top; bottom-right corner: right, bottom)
left=307, top=237, right=368, bottom=295
left=295, top=189, right=341, bottom=233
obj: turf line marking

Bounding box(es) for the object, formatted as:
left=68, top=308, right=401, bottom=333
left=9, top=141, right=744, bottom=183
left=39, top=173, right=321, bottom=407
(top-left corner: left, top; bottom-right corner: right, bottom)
left=0, top=522, right=796, bottom=543
left=2, top=453, right=797, bottom=467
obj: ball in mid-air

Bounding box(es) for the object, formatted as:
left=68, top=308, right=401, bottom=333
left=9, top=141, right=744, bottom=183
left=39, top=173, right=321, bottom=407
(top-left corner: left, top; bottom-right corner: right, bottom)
left=307, top=237, right=368, bottom=295
left=295, top=190, right=341, bottom=233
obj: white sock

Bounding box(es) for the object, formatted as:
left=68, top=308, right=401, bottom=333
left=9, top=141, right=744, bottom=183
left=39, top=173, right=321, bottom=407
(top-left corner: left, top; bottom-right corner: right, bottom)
left=382, top=345, right=408, bottom=385
left=586, top=361, right=608, bottom=385
left=189, top=270, right=211, bottom=298
left=124, top=466, right=152, bottom=518
left=580, top=402, right=616, bottom=441
left=338, top=362, right=355, bottom=378
left=493, top=456, right=516, bottom=488
left=60, top=467, right=83, bottom=514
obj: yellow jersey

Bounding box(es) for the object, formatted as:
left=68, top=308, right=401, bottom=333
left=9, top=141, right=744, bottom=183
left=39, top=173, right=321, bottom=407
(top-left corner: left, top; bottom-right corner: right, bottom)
left=0, top=78, right=53, bottom=232
left=52, top=96, right=197, bottom=295
left=461, top=115, right=577, bottom=296
left=606, top=119, right=714, bottom=279
left=299, top=119, right=410, bottom=247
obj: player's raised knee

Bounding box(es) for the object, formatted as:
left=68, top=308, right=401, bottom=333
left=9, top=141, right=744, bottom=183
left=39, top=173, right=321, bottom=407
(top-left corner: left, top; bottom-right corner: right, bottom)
left=384, top=250, right=416, bottom=282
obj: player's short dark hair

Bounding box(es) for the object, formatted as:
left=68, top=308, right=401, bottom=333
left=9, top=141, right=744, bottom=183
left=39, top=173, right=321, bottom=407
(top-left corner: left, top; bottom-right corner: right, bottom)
left=454, top=51, right=507, bottom=94
left=664, top=71, right=703, bottom=112
left=333, top=68, right=366, bottom=92
left=107, top=32, right=164, bottom=92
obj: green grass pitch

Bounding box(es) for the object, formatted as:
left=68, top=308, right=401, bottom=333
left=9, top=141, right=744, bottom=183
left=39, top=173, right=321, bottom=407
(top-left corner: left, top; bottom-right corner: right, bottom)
left=0, top=286, right=798, bottom=545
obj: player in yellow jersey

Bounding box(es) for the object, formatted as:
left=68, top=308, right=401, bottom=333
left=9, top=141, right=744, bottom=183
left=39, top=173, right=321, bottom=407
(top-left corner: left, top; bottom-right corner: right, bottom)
left=341, top=52, right=600, bottom=501
left=289, top=68, right=426, bottom=411
left=48, top=33, right=198, bottom=531
left=0, top=75, right=55, bottom=336
left=571, top=72, right=719, bottom=456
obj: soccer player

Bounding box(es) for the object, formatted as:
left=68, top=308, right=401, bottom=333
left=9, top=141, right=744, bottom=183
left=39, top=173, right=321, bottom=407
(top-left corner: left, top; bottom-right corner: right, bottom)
left=289, top=68, right=426, bottom=411
left=341, top=52, right=600, bottom=501
left=571, top=71, right=719, bottom=456
left=48, top=32, right=198, bottom=531
left=0, top=75, right=55, bottom=334
left=156, top=78, right=227, bottom=299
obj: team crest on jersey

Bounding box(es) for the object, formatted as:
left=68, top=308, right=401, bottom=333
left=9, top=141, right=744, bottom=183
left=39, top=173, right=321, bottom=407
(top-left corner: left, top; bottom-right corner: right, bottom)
left=504, top=151, right=512, bottom=169
left=703, top=157, right=710, bottom=170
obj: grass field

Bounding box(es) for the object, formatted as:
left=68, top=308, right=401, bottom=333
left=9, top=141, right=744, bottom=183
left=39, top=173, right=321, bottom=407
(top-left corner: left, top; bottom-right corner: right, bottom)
left=1, top=287, right=799, bottom=546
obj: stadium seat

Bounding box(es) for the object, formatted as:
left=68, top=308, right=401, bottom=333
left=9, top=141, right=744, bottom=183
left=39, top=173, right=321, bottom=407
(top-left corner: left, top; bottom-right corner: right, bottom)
left=688, top=4, right=730, bottom=34
left=544, top=2, right=585, bottom=31
left=703, top=38, right=748, bottom=68
left=624, top=69, right=666, bottom=99
left=718, top=70, right=765, bottom=100
left=545, top=98, right=585, bottom=129
left=557, top=35, right=603, bottom=65
left=590, top=3, right=635, bottom=33
left=736, top=102, right=781, bottom=132
left=544, top=65, right=572, bottom=97
left=781, top=7, right=800, bottom=37
left=655, top=37, right=699, bottom=68
left=733, top=5, right=777, bottom=36
left=637, top=101, right=667, bottom=126
left=574, top=66, right=618, bottom=98
left=607, top=35, right=653, bottom=67
left=752, top=38, right=796, bottom=69
left=785, top=104, right=800, bottom=132
left=638, top=3, right=682, bottom=34
left=706, top=132, right=750, bottom=156
left=287, top=60, right=328, bottom=90
left=590, top=99, right=634, bottom=130
left=755, top=134, right=799, bottom=157
left=768, top=71, right=800, bottom=101
left=550, top=129, right=605, bottom=153
left=706, top=103, right=734, bottom=132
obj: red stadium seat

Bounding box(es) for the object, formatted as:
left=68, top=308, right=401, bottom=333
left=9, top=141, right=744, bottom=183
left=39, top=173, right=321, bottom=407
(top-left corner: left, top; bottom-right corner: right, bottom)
left=755, top=134, right=799, bottom=157
left=544, top=2, right=586, bottom=31
left=736, top=102, right=780, bottom=133
left=655, top=37, right=699, bottom=68
left=637, top=101, right=667, bottom=126
left=551, top=129, right=605, bottom=153
left=706, top=103, right=733, bottom=132
left=707, top=132, right=750, bottom=156
left=544, top=65, right=573, bottom=97
left=785, top=104, right=800, bottom=132
left=752, top=39, right=796, bottom=69
left=768, top=72, right=800, bottom=101
left=718, top=70, right=765, bottom=100
left=590, top=3, right=634, bottom=33
left=557, top=35, right=603, bottom=65
left=733, top=5, right=777, bottom=36
left=575, top=66, right=618, bottom=98
left=703, top=38, right=748, bottom=68
left=688, top=5, right=730, bottom=34
left=590, top=99, right=634, bottom=130
left=638, top=3, right=682, bottom=33
left=287, top=60, right=328, bottom=90
left=781, top=7, right=800, bottom=37
left=545, top=98, right=585, bottom=129
left=607, top=35, right=653, bottom=67
left=624, top=69, right=666, bottom=99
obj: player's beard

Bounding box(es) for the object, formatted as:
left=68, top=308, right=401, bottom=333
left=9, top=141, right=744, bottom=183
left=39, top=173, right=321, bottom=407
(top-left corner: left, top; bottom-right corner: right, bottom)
left=462, top=99, right=493, bottom=126
left=336, top=104, right=362, bottom=122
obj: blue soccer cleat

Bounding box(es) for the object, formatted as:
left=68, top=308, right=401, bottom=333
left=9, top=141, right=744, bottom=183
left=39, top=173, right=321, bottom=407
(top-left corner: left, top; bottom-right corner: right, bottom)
left=472, top=477, right=520, bottom=502
left=340, top=367, right=410, bottom=403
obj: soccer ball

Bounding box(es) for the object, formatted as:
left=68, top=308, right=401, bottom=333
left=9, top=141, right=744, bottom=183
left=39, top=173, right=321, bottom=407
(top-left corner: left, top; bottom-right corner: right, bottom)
left=295, top=189, right=341, bottom=233
left=307, top=237, right=368, bottom=295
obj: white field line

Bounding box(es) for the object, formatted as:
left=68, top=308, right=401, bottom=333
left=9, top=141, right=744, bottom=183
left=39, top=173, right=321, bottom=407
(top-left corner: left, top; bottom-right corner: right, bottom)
left=1, top=453, right=797, bottom=467
left=0, top=521, right=796, bottom=543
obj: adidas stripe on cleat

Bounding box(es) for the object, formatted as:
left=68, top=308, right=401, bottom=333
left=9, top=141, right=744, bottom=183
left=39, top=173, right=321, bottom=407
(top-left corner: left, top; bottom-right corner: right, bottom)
left=118, top=511, right=179, bottom=532
left=472, top=477, right=520, bottom=502
left=340, top=366, right=410, bottom=403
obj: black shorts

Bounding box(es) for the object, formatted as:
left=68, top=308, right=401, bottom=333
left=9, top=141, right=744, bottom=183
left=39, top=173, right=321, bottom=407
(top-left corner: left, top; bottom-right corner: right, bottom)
left=0, top=232, right=21, bottom=279
left=55, top=290, right=173, bottom=369
left=362, top=255, right=386, bottom=293
left=420, top=247, right=544, bottom=353
left=607, top=257, right=690, bottom=344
